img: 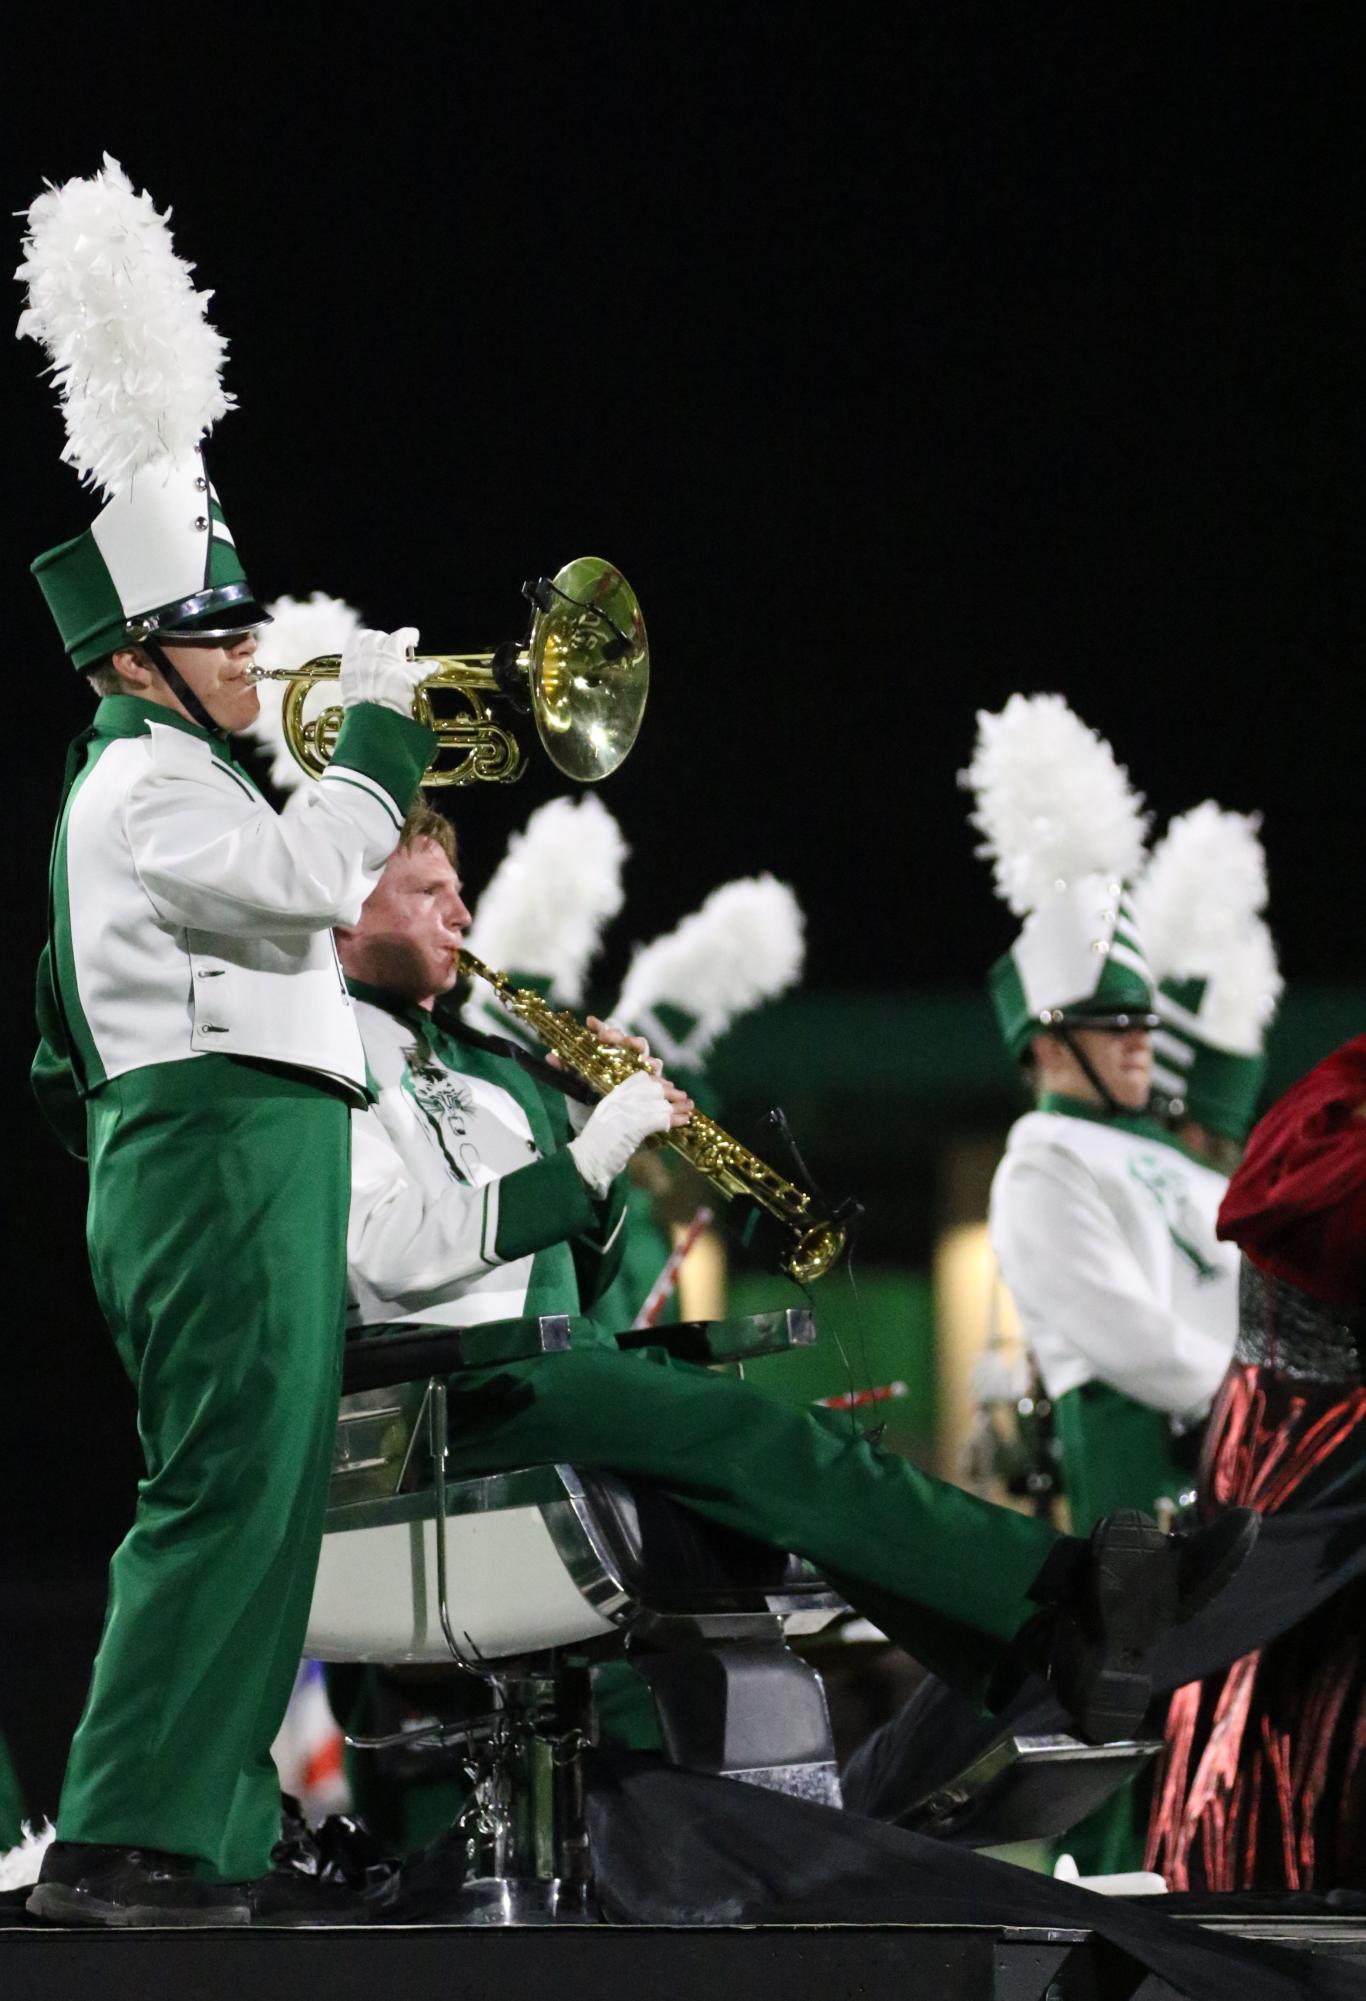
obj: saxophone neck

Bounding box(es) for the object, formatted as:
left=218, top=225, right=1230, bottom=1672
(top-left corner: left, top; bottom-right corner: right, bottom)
left=459, top=950, right=503, bottom=995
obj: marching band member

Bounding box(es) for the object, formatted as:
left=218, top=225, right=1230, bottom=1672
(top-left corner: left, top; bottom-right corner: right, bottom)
left=964, top=696, right=1241, bottom=1535
left=337, top=805, right=1257, bottom=1767
left=20, top=160, right=434, bottom=1925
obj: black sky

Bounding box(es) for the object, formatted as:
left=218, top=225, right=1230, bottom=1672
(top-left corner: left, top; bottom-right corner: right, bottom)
left=3, top=5, right=1366, bottom=1578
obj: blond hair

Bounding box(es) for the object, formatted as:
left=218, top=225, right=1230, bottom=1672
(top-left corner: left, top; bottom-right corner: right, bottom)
left=400, top=799, right=457, bottom=862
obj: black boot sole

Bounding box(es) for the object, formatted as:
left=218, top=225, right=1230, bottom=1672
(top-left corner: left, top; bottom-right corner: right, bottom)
left=27, top=1881, right=252, bottom=1927
left=1060, top=1509, right=1177, bottom=1745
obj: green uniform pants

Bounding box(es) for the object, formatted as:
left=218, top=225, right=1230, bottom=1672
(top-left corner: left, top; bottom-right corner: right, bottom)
left=0, top=1729, right=24, bottom=1849
left=442, top=1346, right=1062, bottom=1699
left=1053, top=1382, right=1193, bottom=1532
left=1051, top=1381, right=1194, bottom=1875
left=60, top=1059, right=350, bottom=1883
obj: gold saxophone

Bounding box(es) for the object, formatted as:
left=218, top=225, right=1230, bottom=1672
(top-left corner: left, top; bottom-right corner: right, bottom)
left=459, top=952, right=847, bottom=1285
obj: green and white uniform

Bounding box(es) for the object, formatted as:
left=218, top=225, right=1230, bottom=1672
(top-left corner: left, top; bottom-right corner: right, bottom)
left=989, top=1096, right=1238, bottom=1528
left=349, top=988, right=628, bottom=1330
left=348, top=990, right=1074, bottom=1705
left=37, top=694, right=432, bottom=1883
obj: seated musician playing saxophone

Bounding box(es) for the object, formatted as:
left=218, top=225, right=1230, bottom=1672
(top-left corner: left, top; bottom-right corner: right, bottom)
left=336, top=804, right=1258, bottom=1744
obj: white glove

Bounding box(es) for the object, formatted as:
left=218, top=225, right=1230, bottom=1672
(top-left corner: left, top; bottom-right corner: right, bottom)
left=338, top=626, right=426, bottom=715
left=564, top=1022, right=649, bottom=1136
left=568, top=1070, right=673, bottom=1196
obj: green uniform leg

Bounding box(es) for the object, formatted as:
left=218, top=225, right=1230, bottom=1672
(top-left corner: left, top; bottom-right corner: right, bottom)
left=1050, top=1382, right=1187, bottom=1873
left=1053, top=1383, right=1192, bottom=1533
left=59, top=1061, right=350, bottom=1883
left=0, top=1729, right=24, bottom=1849
left=442, top=1347, right=1060, bottom=1699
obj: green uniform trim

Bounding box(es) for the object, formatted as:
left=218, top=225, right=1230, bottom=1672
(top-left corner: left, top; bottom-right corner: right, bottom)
left=496, top=1144, right=598, bottom=1261
left=1035, top=1092, right=1209, bottom=1168
left=327, top=705, right=435, bottom=820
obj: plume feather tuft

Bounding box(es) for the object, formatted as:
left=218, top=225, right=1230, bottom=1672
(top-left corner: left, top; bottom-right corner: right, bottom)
left=16, top=155, right=232, bottom=496
left=614, top=875, right=805, bottom=1054
left=464, top=796, right=628, bottom=1003
left=1200, top=918, right=1283, bottom=1052
left=960, top=694, right=1148, bottom=916
left=0, top=1822, right=54, bottom=1892
left=1133, top=801, right=1268, bottom=978
left=1136, top=803, right=1282, bottom=1052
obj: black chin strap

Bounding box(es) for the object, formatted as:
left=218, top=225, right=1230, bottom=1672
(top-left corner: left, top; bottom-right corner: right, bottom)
left=1055, top=1024, right=1124, bottom=1119
left=142, top=638, right=228, bottom=740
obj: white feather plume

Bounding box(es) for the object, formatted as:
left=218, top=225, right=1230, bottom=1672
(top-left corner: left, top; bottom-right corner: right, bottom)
left=1199, top=917, right=1283, bottom=1054
left=961, top=694, right=1148, bottom=916
left=242, top=593, right=364, bottom=793
left=0, top=1821, right=54, bottom=1891
left=1133, top=802, right=1270, bottom=981
left=1136, top=803, right=1282, bottom=1053
left=614, top=875, right=805, bottom=1055
left=464, top=795, right=628, bottom=1003
left=16, top=156, right=232, bottom=497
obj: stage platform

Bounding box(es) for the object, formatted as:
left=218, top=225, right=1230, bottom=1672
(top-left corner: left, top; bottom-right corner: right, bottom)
left=4, top=1911, right=1366, bottom=2001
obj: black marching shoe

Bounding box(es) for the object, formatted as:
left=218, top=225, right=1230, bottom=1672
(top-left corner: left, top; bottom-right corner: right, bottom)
left=26, top=1841, right=251, bottom=1927
left=249, top=1800, right=397, bottom=1926
left=1051, top=1505, right=1260, bottom=1745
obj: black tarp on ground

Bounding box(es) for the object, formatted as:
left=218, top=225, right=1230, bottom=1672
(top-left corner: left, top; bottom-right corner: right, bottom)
left=846, top=1502, right=1366, bottom=1824
left=586, top=1752, right=1366, bottom=2000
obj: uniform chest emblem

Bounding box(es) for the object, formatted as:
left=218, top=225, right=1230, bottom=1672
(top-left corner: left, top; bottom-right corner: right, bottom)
left=1127, top=1152, right=1220, bottom=1283
left=401, top=1053, right=481, bottom=1184
left=406, top=1062, right=474, bottom=1132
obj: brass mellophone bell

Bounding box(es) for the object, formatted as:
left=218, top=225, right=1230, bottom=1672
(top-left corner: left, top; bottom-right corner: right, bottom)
left=249, top=557, right=648, bottom=789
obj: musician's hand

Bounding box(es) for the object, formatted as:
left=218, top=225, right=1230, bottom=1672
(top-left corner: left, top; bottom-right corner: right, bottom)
left=338, top=626, right=427, bottom=714
left=586, top=1015, right=650, bottom=1060
left=660, top=1077, right=694, bottom=1128
left=569, top=1071, right=676, bottom=1196
left=585, top=1018, right=693, bottom=1127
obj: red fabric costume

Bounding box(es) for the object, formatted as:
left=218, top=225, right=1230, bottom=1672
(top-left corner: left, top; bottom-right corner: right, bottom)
left=1147, top=1037, right=1366, bottom=1891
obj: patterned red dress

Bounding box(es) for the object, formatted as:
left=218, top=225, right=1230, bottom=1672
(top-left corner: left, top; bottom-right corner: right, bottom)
left=1146, top=1037, right=1366, bottom=1891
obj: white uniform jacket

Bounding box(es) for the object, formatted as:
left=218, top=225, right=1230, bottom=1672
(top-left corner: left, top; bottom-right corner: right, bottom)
left=347, top=987, right=626, bottom=1332
left=37, top=695, right=433, bottom=1144
left=988, top=1099, right=1239, bottom=1416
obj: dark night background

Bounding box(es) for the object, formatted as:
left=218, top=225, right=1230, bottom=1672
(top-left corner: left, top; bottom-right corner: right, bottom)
left=2, top=7, right=1365, bottom=1811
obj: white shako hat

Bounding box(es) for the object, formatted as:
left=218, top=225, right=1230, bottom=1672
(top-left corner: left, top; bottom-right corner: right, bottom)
left=1132, top=803, right=1283, bottom=1141
left=461, top=796, right=629, bottom=1048
left=18, top=156, right=270, bottom=667
left=961, top=693, right=1157, bottom=1060
left=610, top=875, right=805, bottom=1080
